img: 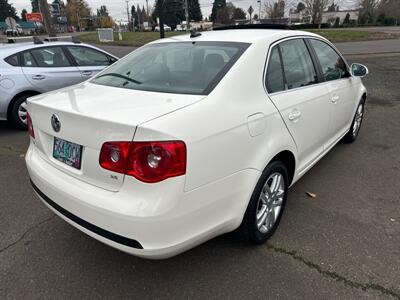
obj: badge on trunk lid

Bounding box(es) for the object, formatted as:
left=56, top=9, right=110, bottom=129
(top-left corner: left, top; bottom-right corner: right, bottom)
left=51, top=114, right=61, bottom=132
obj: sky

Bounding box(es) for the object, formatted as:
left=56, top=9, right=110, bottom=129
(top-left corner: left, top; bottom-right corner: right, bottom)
left=10, top=0, right=360, bottom=22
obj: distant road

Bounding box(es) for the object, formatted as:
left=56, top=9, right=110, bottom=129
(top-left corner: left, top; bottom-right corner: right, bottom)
left=341, top=26, right=400, bottom=34
left=335, top=38, right=400, bottom=55
left=95, top=38, right=400, bottom=58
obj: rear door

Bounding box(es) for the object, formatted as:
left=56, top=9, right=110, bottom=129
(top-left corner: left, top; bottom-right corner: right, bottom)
left=21, top=46, right=82, bottom=92
left=65, top=45, right=115, bottom=79
left=266, top=38, right=331, bottom=174
left=307, top=38, right=358, bottom=147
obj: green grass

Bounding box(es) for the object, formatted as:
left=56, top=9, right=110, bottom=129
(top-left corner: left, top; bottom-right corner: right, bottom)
left=79, top=31, right=184, bottom=47
left=305, top=29, right=397, bottom=43
left=79, top=28, right=398, bottom=47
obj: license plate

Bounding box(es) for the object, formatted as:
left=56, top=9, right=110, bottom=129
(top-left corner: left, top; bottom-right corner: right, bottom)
left=53, top=137, right=83, bottom=170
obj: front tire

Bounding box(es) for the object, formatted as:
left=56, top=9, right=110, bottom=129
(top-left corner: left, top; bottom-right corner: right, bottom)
left=238, top=161, right=288, bottom=244
left=343, top=99, right=365, bottom=143
left=9, top=95, right=29, bottom=130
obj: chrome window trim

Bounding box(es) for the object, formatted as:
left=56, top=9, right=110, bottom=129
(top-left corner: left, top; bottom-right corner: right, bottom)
left=262, top=35, right=351, bottom=97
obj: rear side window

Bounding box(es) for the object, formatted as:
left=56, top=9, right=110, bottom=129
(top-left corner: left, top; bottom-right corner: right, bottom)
left=309, top=39, right=348, bottom=81
left=4, top=54, right=19, bottom=66
left=279, top=39, right=317, bottom=90
left=22, top=52, right=38, bottom=67
left=30, top=47, right=71, bottom=67
left=266, top=46, right=285, bottom=93
left=67, top=46, right=110, bottom=66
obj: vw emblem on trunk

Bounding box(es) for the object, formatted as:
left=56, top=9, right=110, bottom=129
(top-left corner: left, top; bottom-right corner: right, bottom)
left=51, top=114, right=61, bottom=132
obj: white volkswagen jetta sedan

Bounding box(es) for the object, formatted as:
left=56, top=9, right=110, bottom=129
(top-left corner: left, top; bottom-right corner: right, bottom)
left=26, top=26, right=368, bottom=259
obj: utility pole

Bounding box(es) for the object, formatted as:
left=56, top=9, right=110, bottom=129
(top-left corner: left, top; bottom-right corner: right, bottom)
left=159, top=0, right=165, bottom=38
left=126, top=0, right=131, bottom=31
left=146, top=0, right=149, bottom=18
left=185, top=0, right=189, bottom=32
left=39, top=0, right=56, bottom=36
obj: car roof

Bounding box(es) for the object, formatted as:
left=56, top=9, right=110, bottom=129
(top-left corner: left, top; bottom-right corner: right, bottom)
left=0, top=41, right=116, bottom=58
left=153, top=29, right=321, bottom=45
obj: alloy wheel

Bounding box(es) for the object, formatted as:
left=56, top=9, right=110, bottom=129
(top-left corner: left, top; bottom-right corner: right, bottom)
left=256, top=172, right=285, bottom=234
left=352, top=103, right=364, bottom=137
left=18, top=101, right=28, bottom=125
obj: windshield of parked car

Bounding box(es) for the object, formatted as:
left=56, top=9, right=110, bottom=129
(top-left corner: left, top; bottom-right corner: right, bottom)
left=91, top=42, right=249, bottom=95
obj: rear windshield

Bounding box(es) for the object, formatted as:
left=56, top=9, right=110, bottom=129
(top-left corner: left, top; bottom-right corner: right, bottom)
left=91, top=41, right=249, bottom=95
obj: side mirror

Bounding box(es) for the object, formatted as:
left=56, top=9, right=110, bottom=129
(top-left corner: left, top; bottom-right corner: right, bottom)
left=351, top=63, right=368, bottom=78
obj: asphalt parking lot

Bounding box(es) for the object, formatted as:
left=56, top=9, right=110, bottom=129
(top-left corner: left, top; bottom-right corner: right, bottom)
left=1, top=53, right=399, bottom=299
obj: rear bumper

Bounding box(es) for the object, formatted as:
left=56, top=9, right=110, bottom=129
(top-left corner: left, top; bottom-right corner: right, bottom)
left=26, top=143, right=260, bottom=259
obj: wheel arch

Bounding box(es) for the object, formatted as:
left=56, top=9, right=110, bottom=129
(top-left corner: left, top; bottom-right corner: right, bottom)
left=7, top=90, right=41, bottom=120
left=270, top=150, right=296, bottom=186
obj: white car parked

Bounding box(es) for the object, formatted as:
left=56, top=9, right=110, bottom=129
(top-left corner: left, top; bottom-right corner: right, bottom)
left=26, top=26, right=368, bottom=259
left=0, top=39, right=118, bottom=129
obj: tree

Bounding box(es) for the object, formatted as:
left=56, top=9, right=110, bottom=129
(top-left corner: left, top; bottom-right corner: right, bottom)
left=296, top=1, right=305, bottom=13
left=142, top=6, right=147, bottom=21
left=211, top=0, right=226, bottom=23
left=248, top=5, right=254, bottom=22
left=137, top=4, right=142, bottom=28
left=333, top=16, right=340, bottom=27
left=96, top=5, right=109, bottom=17
left=131, top=5, right=138, bottom=27
left=358, top=0, right=379, bottom=25
left=0, top=0, right=19, bottom=21
left=327, top=2, right=336, bottom=12
left=304, top=0, right=332, bottom=26
left=342, top=12, right=350, bottom=26
left=189, top=0, right=202, bottom=21
left=233, top=7, right=246, bottom=19
left=21, top=8, right=28, bottom=21
left=152, top=0, right=185, bottom=30
left=212, top=2, right=234, bottom=24
left=379, top=0, right=400, bottom=24
left=31, top=0, right=40, bottom=13
left=66, top=0, right=91, bottom=29
left=264, top=0, right=285, bottom=20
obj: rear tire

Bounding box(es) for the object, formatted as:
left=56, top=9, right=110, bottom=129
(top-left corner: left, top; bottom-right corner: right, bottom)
left=343, top=99, right=365, bottom=143
left=9, top=94, right=30, bottom=130
left=237, top=161, right=288, bottom=244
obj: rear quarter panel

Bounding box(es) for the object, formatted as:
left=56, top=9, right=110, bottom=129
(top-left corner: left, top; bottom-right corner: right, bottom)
left=135, top=41, right=298, bottom=192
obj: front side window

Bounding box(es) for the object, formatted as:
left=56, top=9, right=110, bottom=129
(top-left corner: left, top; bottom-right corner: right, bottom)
left=279, top=39, right=317, bottom=90
left=91, top=42, right=249, bottom=95
left=68, top=46, right=110, bottom=66
left=30, top=47, right=71, bottom=67
left=309, top=39, right=348, bottom=81
left=266, top=46, right=285, bottom=93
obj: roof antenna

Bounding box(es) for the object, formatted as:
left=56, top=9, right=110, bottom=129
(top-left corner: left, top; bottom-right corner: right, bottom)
left=72, top=36, right=81, bottom=43
left=190, top=29, right=201, bottom=38
left=33, top=36, right=44, bottom=44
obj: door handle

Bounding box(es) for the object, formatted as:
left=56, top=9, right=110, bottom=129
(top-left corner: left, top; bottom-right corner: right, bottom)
left=331, top=95, right=340, bottom=104
left=32, top=75, right=46, bottom=80
left=81, top=71, right=93, bottom=77
left=288, top=109, right=302, bottom=121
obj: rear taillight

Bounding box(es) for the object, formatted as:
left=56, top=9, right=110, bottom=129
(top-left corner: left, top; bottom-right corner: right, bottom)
left=99, top=141, right=186, bottom=183
left=27, top=112, right=35, bottom=139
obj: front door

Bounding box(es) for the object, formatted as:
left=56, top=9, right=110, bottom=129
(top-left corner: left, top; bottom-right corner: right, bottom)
left=65, top=45, right=113, bottom=80
left=307, top=39, right=358, bottom=147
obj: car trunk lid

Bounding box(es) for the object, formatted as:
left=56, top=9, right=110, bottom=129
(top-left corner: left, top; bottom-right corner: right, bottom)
left=27, top=82, right=204, bottom=191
